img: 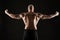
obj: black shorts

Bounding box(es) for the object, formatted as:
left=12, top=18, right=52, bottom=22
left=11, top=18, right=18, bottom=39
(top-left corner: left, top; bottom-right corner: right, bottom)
left=23, top=29, right=38, bottom=40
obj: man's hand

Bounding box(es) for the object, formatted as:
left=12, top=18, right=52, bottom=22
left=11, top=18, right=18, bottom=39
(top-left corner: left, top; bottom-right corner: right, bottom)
left=55, top=11, right=59, bottom=16
left=5, top=9, right=9, bottom=14
left=51, top=11, right=59, bottom=18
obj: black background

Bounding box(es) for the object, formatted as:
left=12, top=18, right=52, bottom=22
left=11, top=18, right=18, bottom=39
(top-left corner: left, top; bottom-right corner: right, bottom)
left=0, top=0, right=60, bottom=40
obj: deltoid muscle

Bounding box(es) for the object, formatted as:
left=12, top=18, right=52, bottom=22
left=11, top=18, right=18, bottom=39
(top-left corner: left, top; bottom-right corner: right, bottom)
left=5, top=4, right=59, bottom=30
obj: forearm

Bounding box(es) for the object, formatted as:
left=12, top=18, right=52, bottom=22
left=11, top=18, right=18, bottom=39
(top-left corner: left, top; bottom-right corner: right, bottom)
left=7, top=14, right=17, bottom=19
left=50, top=14, right=57, bottom=18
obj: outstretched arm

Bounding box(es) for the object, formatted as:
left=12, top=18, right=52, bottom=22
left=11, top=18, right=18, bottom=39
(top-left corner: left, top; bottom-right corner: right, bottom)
left=5, top=9, right=22, bottom=19
left=38, top=11, right=59, bottom=19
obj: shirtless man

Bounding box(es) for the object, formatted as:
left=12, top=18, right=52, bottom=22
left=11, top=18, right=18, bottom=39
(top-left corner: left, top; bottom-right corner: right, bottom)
left=5, top=4, right=59, bottom=40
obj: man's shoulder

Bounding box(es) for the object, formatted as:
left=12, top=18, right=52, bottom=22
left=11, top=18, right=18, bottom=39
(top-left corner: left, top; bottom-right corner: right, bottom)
left=19, top=12, right=26, bottom=17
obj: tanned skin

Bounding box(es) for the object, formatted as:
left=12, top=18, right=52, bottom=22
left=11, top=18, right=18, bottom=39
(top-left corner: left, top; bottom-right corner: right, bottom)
left=5, top=4, right=59, bottom=30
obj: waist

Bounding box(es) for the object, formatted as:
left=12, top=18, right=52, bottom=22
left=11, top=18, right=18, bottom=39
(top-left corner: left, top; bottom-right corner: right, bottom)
left=24, top=29, right=37, bottom=31
left=24, top=26, right=37, bottom=30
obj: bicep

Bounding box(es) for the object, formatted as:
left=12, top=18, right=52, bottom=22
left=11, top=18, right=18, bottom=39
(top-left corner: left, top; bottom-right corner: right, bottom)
left=41, top=15, right=51, bottom=19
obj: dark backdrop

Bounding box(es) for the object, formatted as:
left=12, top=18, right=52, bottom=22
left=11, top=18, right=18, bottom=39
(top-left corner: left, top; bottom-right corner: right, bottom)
left=0, top=0, right=60, bottom=40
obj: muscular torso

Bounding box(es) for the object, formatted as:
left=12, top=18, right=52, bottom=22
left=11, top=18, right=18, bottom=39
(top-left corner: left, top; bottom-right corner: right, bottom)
left=26, top=13, right=36, bottom=29
left=21, top=12, right=40, bottom=30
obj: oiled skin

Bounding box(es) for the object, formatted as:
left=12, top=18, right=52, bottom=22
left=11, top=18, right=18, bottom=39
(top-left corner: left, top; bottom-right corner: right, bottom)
left=4, top=4, right=59, bottom=30
left=21, top=12, right=38, bottom=30
left=25, top=13, right=36, bottom=30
